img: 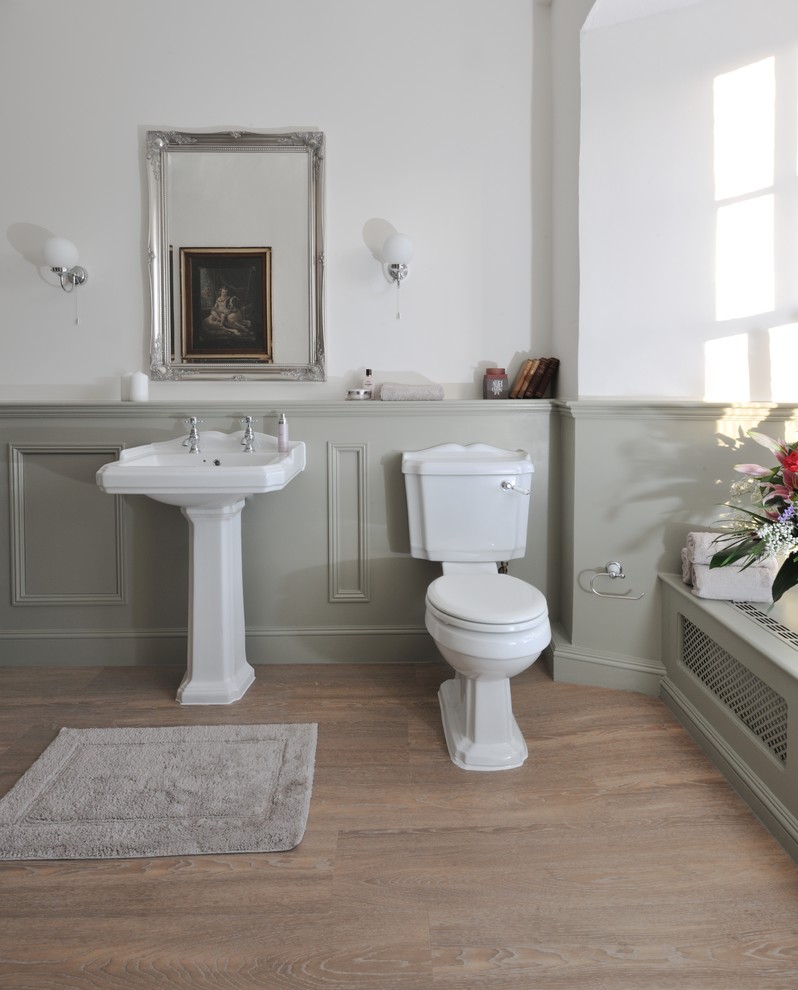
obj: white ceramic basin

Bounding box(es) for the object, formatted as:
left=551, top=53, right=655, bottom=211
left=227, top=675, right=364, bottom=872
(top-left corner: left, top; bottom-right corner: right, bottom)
left=96, top=429, right=306, bottom=705
left=96, top=430, right=306, bottom=508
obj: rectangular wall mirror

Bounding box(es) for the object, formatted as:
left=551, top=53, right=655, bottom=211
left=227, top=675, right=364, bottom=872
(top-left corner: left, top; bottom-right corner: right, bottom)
left=146, top=129, right=325, bottom=381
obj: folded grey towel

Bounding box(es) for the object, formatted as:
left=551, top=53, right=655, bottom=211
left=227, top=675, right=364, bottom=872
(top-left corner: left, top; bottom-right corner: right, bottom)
left=681, top=547, right=692, bottom=584
left=690, top=559, right=776, bottom=601
left=681, top=547, right=776, bottom=601
left=685, top=531, right=724, bottom=564
left=379, top=382, right=444, bottom=401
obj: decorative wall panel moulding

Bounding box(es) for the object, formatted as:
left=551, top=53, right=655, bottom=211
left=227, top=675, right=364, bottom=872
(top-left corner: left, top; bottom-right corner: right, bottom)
left=556, top=400, right=787, bottom=421
left=9, top=443, right=126, bottom=606
left=327, top=442, right=370, bottom=602
left=0, top=401, right=555, bottom=420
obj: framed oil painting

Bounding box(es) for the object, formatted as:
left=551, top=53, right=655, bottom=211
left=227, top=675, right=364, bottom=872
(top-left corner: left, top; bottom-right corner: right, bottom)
left=180, top=247, right=273, bottom=362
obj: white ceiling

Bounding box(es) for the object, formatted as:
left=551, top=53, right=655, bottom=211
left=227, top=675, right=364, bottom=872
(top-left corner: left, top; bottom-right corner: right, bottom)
left=583, top=0, right=707, bottom=31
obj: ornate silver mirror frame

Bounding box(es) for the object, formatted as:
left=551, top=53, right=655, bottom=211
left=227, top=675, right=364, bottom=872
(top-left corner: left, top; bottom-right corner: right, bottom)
left=146, top=129, right=325, bottom=381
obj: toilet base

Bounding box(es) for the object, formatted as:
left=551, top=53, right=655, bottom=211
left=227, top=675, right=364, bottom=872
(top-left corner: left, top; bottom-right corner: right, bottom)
left=438, top=674, right=528, bottom=771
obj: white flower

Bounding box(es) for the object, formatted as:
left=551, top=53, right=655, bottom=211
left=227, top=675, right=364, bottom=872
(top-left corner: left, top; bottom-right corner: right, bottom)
left=756, top=519, right=798, bottom=559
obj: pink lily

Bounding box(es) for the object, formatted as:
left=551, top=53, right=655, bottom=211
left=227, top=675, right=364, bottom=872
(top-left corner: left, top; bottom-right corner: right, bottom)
left=763, top=485, right=791, bottom=503
left=734, top=463, right=772, bottom=477
left=748, top=430, right=787, bottom=456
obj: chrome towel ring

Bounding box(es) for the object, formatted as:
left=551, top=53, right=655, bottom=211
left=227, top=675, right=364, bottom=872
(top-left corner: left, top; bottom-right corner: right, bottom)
left=590, top=561, right=645, bottom=601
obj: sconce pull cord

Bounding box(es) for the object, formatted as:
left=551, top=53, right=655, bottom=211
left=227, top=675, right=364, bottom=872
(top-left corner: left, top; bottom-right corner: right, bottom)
left=382, top=234, right=413, bottom=320
left=74, top=287, right=80, bottom=326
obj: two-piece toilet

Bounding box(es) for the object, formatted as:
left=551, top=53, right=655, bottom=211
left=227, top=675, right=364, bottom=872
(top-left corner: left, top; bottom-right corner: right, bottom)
left=402, top=443, right=551, bottom=771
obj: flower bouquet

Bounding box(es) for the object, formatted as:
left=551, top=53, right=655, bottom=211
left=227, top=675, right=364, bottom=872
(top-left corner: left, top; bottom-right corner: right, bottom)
left=711, top=430, right=798, bottom=603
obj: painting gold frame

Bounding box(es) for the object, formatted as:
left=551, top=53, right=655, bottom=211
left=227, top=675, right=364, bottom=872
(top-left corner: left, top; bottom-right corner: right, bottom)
left=180, top=247, right=273, bottom=363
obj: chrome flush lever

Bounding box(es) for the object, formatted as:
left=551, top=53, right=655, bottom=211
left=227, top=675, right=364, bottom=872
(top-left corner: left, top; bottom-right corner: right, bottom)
left=501, top=480, right=530, bottom=496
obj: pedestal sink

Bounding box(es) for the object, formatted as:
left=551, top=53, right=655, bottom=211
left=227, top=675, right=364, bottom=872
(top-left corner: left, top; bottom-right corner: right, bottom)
left=96, top=430, right=306, bottom=704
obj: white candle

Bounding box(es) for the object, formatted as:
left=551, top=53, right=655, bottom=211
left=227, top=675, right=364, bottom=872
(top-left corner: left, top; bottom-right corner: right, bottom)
left=130, top=372, right=149, bottom=402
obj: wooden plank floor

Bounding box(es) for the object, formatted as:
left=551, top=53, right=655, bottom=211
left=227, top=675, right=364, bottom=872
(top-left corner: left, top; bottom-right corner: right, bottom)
left=1, top=661, right=797, bottom=989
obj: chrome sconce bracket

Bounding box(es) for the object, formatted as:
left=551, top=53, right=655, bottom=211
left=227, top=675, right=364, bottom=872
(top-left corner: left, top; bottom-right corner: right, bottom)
left=50, top=265, right=88, bottom=292
left=386, top=261, right=409, bottom=285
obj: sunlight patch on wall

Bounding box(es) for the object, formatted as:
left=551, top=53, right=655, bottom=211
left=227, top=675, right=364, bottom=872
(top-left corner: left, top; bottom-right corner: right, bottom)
left=704, top=333, right=750, bottom=402
left=714, top=57, right=775, bottom=323
left=715, top=407, right=775, bottom=447
left=714, top=57, right=774, bottom=200
left=715, top=196, right=774, bottom=321
left=769, top=323, right=798, bottom=402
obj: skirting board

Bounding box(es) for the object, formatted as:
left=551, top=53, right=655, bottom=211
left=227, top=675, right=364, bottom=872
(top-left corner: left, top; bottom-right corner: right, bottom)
left=549, top=627, right=665, bottom=696
left=661, top=677, right=798, bottom=864
left=0, top=626, right=438, bottom=666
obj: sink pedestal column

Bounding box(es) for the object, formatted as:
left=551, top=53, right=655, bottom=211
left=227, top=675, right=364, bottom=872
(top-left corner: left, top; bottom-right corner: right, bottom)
left=176, top=499, right=256, bottom=705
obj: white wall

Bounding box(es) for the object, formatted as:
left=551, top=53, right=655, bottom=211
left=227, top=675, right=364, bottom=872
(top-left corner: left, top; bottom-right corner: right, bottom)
left=0, top=0, right=539, bottom=401
left=580, top=0, right=798, bottom=399
left=584, top=0, right=705, bottom=31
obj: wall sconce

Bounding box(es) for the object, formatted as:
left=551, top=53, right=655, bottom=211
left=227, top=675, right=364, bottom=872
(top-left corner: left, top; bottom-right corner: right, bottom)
left=382, top=233, right=414, bottom=284
left=43, top=237, right=88, bottom=292
left=381, top=233, right=414, bottom=319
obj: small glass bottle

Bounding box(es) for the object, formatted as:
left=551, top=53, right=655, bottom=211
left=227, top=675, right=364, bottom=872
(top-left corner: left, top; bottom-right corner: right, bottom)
left=483, top=367, right=509, bottom=399
left=363, top=368, right=374, bottom=399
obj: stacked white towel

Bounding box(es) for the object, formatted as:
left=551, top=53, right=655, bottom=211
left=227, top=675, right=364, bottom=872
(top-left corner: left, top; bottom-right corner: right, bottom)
left=379, top=382, right=444, bottom=401
left=685, top=531, right=722, bottom=564
left=681, top=531, right=776, bottom=602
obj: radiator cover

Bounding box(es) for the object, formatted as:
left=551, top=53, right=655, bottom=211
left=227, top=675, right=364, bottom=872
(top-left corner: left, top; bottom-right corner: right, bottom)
left=681, top=616, right=788, bottom=764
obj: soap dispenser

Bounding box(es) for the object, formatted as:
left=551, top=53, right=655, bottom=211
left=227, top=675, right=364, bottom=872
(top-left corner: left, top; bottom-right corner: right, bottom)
left=277, top=413, right=289, bottom=452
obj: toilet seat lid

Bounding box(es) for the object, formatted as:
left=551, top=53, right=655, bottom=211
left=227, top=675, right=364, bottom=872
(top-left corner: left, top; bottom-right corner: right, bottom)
left=426, top=574, right=547, bottom=628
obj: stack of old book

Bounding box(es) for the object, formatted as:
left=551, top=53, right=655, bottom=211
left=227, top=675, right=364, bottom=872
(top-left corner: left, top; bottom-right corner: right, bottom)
left=509, top=357, right=560, bottom=398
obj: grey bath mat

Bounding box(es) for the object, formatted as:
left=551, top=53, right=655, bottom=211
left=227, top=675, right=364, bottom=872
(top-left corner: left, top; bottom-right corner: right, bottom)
left=0, top=723, right=317, bottom=860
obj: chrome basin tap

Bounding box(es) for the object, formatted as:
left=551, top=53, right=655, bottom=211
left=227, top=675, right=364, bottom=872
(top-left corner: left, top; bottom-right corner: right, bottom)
left=240, top=416, right=256, bottom=453
left=183, top=417, right=202, bottom=454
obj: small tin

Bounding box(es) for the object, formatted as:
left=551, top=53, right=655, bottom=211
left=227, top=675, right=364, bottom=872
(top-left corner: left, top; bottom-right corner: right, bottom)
left=483, top=367, right=509, bottom=399
left=346, top=388, right=371, bottom=400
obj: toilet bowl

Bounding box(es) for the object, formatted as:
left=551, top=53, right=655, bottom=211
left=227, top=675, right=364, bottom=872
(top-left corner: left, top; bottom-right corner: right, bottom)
left=401, top=442, right=551, bottom=771
left=426, top=572, right=550, bottom=770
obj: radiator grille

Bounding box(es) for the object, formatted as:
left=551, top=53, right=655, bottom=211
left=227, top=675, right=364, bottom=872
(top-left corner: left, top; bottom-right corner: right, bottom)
left=680, top=617, right=788, bottom=764
left=731, top=601, right=798, bottom=649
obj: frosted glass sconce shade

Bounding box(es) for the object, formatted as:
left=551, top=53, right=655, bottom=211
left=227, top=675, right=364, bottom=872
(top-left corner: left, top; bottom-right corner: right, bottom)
left=382, top=233, right=415, bottom=266
left=382, top=233, right=414, bottom=285
left=43, top=237, right=79, bottom=270
left=43, top=237, right=88, bottom=292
